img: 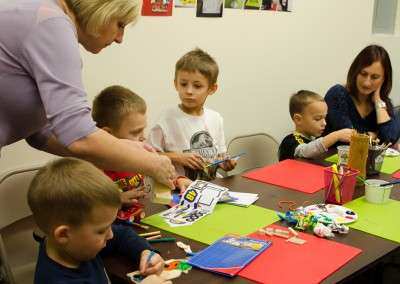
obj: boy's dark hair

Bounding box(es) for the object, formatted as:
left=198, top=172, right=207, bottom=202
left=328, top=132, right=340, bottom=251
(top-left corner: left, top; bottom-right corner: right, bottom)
left=289, top=90, right=324, bottom=118
left=92, top=85, right=146, bottom=130
left=28, top=158, right=121, bottom=234
left=175, top=48, right=219, bottom=86
left=346, top=44, right=393, bottom=114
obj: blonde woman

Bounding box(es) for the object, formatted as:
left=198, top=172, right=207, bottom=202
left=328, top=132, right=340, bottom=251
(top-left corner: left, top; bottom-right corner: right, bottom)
left=0, top=0, right=175, bottom=188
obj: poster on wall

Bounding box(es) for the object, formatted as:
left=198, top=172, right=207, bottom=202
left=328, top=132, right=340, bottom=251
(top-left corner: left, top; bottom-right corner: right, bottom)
left=196, top=0, right=223, bottom=17
left=244, top=0, right=260, bottom=10
left=260, top=0, right=292, bottom=12
left=224, top=0, right=245, bottom=9
left=142, top=0, right=173, bottom=16
left=175, top=0, right=196, bottom=8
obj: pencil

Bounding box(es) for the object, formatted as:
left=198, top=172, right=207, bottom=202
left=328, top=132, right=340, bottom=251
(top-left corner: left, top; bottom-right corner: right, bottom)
left=139, top=231, right=161, bottom=237
left=131, top=222, right=149, bottom=230
left=148, top=237, right=176, bottom=243
left=146, top=234, right=162, bottom=240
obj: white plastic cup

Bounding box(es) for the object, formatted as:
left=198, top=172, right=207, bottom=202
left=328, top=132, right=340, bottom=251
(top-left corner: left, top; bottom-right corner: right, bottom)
left=364, top=179, right=392, bottom=204
left=337, top=145, right=350, bottom=166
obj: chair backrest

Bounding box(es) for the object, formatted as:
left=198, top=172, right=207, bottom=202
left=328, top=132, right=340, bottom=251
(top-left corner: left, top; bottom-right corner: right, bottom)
left=0, top=165, right=42, bottom=284
left=226, top=133, right=279, bottom=176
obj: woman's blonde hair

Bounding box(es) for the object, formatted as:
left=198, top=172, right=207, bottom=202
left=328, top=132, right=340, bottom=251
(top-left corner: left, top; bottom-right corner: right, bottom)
left=65, top=0, right=141, bottom=37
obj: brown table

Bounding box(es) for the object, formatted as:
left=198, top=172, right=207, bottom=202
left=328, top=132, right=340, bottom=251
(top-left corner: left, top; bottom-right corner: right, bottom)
left=104, top=167, right=400, bottom=284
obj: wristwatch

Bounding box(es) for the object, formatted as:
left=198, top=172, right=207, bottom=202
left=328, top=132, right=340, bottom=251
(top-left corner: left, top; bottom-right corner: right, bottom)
left=375, top=100, right=387, bottom=109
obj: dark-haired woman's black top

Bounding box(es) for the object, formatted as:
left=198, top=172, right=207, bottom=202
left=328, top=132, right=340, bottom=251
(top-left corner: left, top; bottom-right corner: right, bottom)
left=324, top=84, right=400, bottom=143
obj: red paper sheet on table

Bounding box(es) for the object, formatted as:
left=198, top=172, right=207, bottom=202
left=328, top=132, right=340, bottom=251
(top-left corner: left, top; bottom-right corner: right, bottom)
left=393, top=171, right=400, bottom=179
left=242, top=159, right=325, bottom=193
left=239, top=224, right=362, bottom=284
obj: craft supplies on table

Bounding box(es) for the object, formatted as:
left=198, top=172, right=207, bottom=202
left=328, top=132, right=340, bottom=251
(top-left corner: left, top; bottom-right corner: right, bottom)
left=364, top=179, right=393, bottom=204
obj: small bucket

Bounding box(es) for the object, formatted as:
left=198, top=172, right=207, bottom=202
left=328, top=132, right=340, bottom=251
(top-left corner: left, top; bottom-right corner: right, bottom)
left=324, top=166, right=359, bottom=205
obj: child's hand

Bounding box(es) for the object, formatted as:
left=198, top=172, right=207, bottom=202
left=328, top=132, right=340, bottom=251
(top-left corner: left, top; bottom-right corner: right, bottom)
left=178, top=152, right=204, bottom=169
left=139, top=250, right=164, bottom=276
left=336, top=128, right=354, bottom=143
left=120, top=189, right=146, bottom=207
left=175, top=177, right=192, bottom=194
left=219, top=159, right=237, bottom=172
left=141, top=275, right=171, bottom=284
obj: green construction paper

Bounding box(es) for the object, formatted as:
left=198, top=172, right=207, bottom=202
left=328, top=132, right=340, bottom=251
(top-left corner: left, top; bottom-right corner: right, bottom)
left=325, top=154, right=338, bottom=164
left=142, top=204, right=279, bottom=245
left=325, top=154, right=400, bottom=174
left=346, top=197, right=400, bottom=243
left=380, top=156, right=400, bottom=174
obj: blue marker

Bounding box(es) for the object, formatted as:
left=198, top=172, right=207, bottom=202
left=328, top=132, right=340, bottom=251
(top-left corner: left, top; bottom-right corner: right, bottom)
left=206, top=152, right=246, bottom=168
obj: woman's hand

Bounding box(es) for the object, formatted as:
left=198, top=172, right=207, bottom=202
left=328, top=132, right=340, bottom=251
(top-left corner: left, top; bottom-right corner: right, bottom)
left=139, top=250, right=164, bottom=276
left=120, top=189, right=146, bottom=207
left=177, top=152, right=205, bottom=170
left=372, top=85, right=382, bottom=103
left=151, top=155, right=176, bottom=189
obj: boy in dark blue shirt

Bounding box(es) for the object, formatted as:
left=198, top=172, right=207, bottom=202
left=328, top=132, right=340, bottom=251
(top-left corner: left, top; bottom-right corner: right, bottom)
left=28, top=158, right=170, bottom=284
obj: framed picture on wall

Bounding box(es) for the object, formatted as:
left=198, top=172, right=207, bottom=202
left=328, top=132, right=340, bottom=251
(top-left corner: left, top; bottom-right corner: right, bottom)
left=142, top=0, right=173, bottom=16
left=196, top=0, right=224, bottom=17
left=175, top=0, right=196, bottom=8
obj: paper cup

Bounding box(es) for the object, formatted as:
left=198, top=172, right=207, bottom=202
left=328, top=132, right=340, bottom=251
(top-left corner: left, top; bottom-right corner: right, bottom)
left=337, top=145, right=350, bottom=166
left=364, top=179, right=392, bottom=204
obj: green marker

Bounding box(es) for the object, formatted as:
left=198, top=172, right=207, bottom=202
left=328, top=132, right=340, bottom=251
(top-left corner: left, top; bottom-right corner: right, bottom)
left=148, top=237, right=176, bottom=243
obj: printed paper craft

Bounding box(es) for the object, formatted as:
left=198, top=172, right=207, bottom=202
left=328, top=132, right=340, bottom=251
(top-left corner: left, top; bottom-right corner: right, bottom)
left=188, top=236, right=271, bottom=277
left=142, top=204, right=279, bottom=245
left=196, top=0, right=223, bottom=17
left=393, top=171, right=400, bottom=179
left=160, top=180, right=228, bottom=227
left=239, top=224, right=362, bottom=284
left=243, top=159, right=325, bottom=194
left=346, top=197, right=400, bottom=243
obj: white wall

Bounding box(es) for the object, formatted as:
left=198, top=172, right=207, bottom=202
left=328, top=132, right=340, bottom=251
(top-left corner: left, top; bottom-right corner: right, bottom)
left=1, top=0, right=399, bottom=172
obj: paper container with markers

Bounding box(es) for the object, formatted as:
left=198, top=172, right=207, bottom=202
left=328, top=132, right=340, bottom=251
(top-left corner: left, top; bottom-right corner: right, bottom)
left=324, top=166, right=359, bottom=205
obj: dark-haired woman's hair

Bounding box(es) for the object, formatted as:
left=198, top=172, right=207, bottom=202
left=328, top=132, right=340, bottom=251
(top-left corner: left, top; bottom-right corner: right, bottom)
left=346, top=45, right=393, bottom=114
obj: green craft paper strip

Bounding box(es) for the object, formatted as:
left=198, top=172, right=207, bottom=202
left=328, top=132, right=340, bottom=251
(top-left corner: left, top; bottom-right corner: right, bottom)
left=380, top=156, right=400, bottom=174
left=325, top=154, right=400, bottom=174
left=142, top=204, right=279, bottom=245
left=346, top=197, right=400, bottom=243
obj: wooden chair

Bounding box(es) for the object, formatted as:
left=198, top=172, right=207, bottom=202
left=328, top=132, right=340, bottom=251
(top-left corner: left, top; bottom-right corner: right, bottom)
left=225, top=133, right=279, bottom=176
left=0, top=165, right=42, bottom=284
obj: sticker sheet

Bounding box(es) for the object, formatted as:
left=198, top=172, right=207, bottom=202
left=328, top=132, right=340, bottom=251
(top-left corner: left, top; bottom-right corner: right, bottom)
left=160, top=180, right=228, bottom=227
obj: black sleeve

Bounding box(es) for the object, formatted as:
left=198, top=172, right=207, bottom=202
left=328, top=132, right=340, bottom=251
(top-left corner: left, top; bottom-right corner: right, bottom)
left=278, top=134, right=299, bottom=161
left=100, top=224, right=152, bottom=263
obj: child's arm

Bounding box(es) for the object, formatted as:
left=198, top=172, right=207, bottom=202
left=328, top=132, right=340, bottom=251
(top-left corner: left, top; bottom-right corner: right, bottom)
left=294, top=138, right=327, bottom=159
left=321, top=128, right=353, bottom=149
left=100, top=224, right=153, bottom=263
left=161, top=152, right=204, bottom=170
left=217, top=153, right=237, bottom=172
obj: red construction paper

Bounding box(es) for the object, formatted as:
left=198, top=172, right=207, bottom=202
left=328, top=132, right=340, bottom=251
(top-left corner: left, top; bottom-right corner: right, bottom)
left=242, top=159, right=325, bottom=194
left=393, top=171, right=400, bottom=179
left=239, top=224, right=362, bottom=284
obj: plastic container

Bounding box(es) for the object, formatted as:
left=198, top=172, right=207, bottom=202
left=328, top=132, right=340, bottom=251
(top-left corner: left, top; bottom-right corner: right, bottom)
left=324, top=166, right=359, bottom=205
left=366, top=147, right=385, bottom=176
left=364, top=179, right=392, bottom=204
left=337, top=145, right=350, bottom=166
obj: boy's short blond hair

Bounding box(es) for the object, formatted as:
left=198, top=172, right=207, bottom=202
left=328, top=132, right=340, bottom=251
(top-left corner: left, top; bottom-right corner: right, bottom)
left=92, top=85, right=146, bottom=130
left=28, top=158, right=121, bottom=234
left=175, top=48, right=219, bottom=86
left=289, top=90, right=324, bottom=119
left=65, top=0, right=141, bottom=37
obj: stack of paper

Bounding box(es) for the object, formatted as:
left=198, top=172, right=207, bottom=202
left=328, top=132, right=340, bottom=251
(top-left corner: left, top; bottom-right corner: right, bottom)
left=224, top=192, right=259, bottom=207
